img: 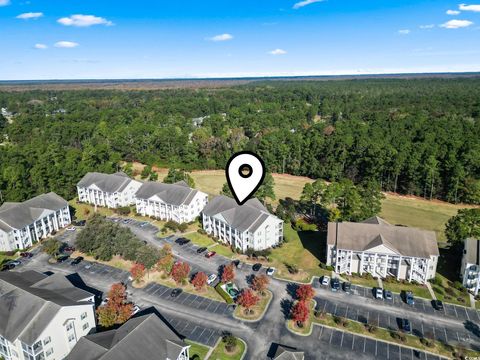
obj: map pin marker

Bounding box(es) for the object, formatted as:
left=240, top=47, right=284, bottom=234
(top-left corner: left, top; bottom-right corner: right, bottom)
left=226, top=151, right=266, bottom=206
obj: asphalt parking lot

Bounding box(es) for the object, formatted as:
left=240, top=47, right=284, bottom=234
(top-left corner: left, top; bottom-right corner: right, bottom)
left=312, top=325, right=443, bottom=360
left=162, top=314, right=222, bottom=347
left=315, top=296, right=479, bottom=350
left=56, top=258, right=130, bottom=283
left=142, top=282, right=235, bottom=316
left=314, top=280, right=480, bottom=324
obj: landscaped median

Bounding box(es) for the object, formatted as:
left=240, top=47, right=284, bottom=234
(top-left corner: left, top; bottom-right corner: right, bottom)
left=185, top=335, right=247, bottom=360
left=233, top=289, right=273, bottom=321
left=286, top=302, right=480, bottom=359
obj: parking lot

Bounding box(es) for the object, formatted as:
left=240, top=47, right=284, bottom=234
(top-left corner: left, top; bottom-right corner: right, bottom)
left=312, top=325, right=443, bottom=360
left=314, top=296, right=479, bottom=350
left=314, top=279, right=480, bottom=325
left=55, top=257, right=130, bottom=283
left=162, top=314, right=221, bottom=347
left=142, top=282, right=235, bottom=317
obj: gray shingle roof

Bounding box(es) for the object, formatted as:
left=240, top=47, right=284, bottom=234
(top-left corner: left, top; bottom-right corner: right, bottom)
left=135, top=181, right=200, bottom=206
left=327, top=218, right=439, bottom=258
left=0, top=192, right=68, bottom=231
left=464, top=238, right=480, bottom=265
left=273, top=345, right=304, bottom=360
left=0, top=271, right=93, bottom=344
left=67, top=314, right=187, bottom=360
left=202, top=195, right=280, bottom=232
left=77, top=172, right=134, bottom=193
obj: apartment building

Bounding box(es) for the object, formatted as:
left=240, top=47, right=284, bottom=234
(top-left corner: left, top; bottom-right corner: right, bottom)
left=67, top=313, right=190, bottom=360
left=0, top=270, right=96, bottom=360
left=0, top=192, right=71, bottom=251
left=202, top=195, right=283, bottom=252
left=326, top=217, right=439, bottom=283
left=77, top=172, right=142, bottom=209
left=135, top=181, right=208, bottom=223
left=461, top=238, right=480, bottom=296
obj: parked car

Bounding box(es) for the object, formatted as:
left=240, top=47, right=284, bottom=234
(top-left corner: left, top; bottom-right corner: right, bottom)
left=6, top=260, right=21, bottom=267
left=205, top=251, right=216, bottom=258
left=56, top=255, right=70, bottom=263
left=73, top=220, right=86, bottom=226
left=1, top=263, right=16, bottom=271
left=331, top=278, right=340, bottom=291
left=384, top=290, right=393, bottom=301
left=131, top=305, right=141, bottom=315
left=171, top=288, right=183, bottom=298
left=66, top=226, right=76, bottom=231
left=252, top=263, right=262, bottom=271
left=405, top=291, right=415, bottom=305
left=375, top=287, right=383, bottom=300
left=20, top=252, right=33, bottom=258
left=321, top=276, right=330, bottom=287
left=342, top=282, right=352, bottom=293
left=101, top=298, right=109, bottom=306
left=196, top=247, right=208, bottom=254
left=232, top=259, right=242, bottom=269
left=70, top=256, right=84, bottom=266
left=433, top=299, right=444, bottom=311
left=207, top=274, right=217, bottom=285
left=64, top=246, right=75, bottom=252
left=266, top=267, right=276, bottom=276
left=140, top=222, right=149, bottom=227
left=399, top=318, right=411, bottom=332
left=175, top=238, right=190, bottom=246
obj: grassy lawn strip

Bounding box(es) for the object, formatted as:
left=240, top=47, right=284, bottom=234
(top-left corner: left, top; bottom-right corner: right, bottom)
left=383, top=280, right=432, bottom=300
left=431, top=274, right=470, bottom=307
left=311, top=312, right=479, bottom=359
left=208, top=338, right=246, bottom=360
left=72, top=252, right=224, bottom=302
left=343, top=275, right=378, bottom=289
left=234, top=290, right=272, bottom=321
left=185, top=340, right=210, bottom=360
left=210, top=244, right=235, bottom=259
left=184, top=232, right=216, bottom=247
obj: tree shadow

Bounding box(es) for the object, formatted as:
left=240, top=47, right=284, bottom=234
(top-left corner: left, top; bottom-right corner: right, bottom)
left=297, top=230, right=327, bottom=264
left=245, top=274, right=255, bottom=286
left=286, top=282, right=299, bottom=299
left=437, top=243, right=462, bottom=282
left=280, top=298, right=293, bottom=320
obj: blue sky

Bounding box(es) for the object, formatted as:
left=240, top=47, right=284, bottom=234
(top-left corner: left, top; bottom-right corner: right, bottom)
left=0, top=0, right=479, bottom=80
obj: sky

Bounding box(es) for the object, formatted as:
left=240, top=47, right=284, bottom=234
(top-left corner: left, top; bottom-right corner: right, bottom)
left=0, top=0, right=480, bottom=80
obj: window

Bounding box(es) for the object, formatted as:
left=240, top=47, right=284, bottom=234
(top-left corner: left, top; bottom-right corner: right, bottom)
left=46, top=348, right=54, bottom=357
left=80, top=312, right=87, bottom=320
left=43, top=337, right=51, bottom=345
left=82, top=323, right=89, bottom=331
left=66, top=323, right=73, bottom=331
left=68, top=334, right=75, bottom=343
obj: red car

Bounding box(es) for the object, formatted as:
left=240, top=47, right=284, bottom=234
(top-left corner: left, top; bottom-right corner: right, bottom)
left=205, top=251, right=216, bottom=258
left=64, top=246, right=75, bottom=252
left=20, top=252, right=33, bottom=258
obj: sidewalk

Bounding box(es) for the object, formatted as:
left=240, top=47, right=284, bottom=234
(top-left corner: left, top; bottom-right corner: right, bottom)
left=425, top=281, right=437, bottom=300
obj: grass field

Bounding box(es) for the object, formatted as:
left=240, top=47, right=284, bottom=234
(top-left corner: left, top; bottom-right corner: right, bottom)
left=185, top=340, right=210, bottom=360
left=208, top=338, right=246, bottom=360
left=183, top=232, right=216, bottom=247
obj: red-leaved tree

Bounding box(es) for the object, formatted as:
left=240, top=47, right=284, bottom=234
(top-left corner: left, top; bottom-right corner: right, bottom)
left=251, top=274, right=270, bottom=295
left=296, top=284, right=314, bottom=302
left=97, top=283, right=133, bottom=328
left=191, top=272, right=208, bottom=290
left=291, top=300, right=310, bottom=327
left=171, top=261, right=190, bottom=284
left=236, top=288, right=259, bottom=315
left=221, top=263, right=235, bottom=283
left=130, top=263, right=146, bottom=283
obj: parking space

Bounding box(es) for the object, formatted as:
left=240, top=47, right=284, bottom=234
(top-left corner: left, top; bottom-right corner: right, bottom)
left=162, top=315, right=220, bottom=347
left=313, top=325, right=443, bottom=359
left=315, top=296, right=476, bottom=350
left=141, top=282, right=234, bottom=317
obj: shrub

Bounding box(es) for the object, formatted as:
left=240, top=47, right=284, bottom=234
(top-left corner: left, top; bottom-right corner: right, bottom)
left=178, top=223, right=188, bottom=233
left=293, top=219, right=317, bottom=231
left=453, top=281, right=464, bottom=291
left=314, top=310, right=326, bottom=319
left=430, top=276, right=442, bottom=286
left=197, top=228, right=207, bottom=235
left=445, top=287, right=456, bottom=296
left=365, top=324, right=378, bottom=333
left=115, top=207, right=131, bottom=216
left=326, top=265, right=334, bottom=271
left=223, top=335, right=238, bottom=352
left=420, top=338, right=435, bottom=348
left=285, top=263, right=299, bottom=274
left=163, top=221, right=179, bottom=232
left=390, top=331, right=406, bottom=343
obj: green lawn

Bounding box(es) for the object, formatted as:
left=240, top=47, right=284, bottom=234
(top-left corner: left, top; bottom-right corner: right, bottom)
left=208, top=338, right=246, bottom=360
left=186, top=340, right=210, bottom=360
left=431, top=273, right=470, bottom=307
left=210, top=244, right=235, bottom=259
left=383, top=281, right=432, bottom=299
left=343, top=275, right=379, bottom=289
left=184, top=232, right=216, bottom=247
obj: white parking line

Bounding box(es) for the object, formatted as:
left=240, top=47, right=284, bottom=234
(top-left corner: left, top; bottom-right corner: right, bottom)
left=452, top=305, right=459, bottom=318
left=318, top=326, right=324, bottom=340
left=375, top=340, right=377, bottom=356
left=351, top=335, right=355, bottom=350
left=444, top=328, right=448, bottom=342
left=464, top=306, right=470, bottom=321
left=363, top=337, right=366, bottom=353
left=340, top=332, right=344, bottom=347
left=329, top=330, right=333, bottom=344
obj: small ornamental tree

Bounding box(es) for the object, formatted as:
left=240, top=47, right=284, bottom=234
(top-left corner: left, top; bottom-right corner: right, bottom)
left=191, top=272, right=208, bottom=290
left=291, top=300, right=310, bottom=328
left=156, top=254, right=175, bottom=274
left=171, top=261, right=190, bottom=284
left=221, top=263, right=235, bottom=283
left=130, top=263, right=146, bottom=283
left=251, top=274, right=270, bottom=296
left=97, top=283, right=133, bottom=328
left=296, top=284, right=314, bottom=302
left=236, top=288, right=259, bottom=315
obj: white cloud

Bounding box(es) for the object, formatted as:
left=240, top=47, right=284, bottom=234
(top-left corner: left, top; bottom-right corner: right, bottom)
left=398, top=29, right=411, bottom=34
left=17, top=12, right=44, bottom=20
left=34, top=43, right=47, bottom=49
left=54, top=41, right=79, bottom=48
left=459, top=4, right=480, bottom=12
left=440, top=19, right=474, bottom=28
left=269, top=48, right=287, bottom=55
left=419, top=24, right=435, bottom=29
left=207, top=33, right=233, bottom=42
left=57, top=14, right=113, bottom=27
left=0, top=0, right=10, bottom=6
left=446, top=9, right=461, bottom=15
left=293, top=0, right=324, bottom=9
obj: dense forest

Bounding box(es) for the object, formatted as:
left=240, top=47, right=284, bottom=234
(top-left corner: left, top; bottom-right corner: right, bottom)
left=0, top=78, right=479, bottom=204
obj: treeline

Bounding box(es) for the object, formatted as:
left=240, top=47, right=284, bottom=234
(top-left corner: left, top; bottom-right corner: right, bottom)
left=0, top=78, right=479, bottom=204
